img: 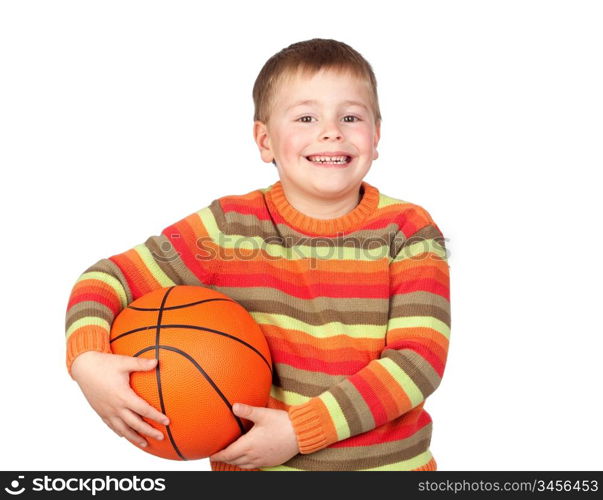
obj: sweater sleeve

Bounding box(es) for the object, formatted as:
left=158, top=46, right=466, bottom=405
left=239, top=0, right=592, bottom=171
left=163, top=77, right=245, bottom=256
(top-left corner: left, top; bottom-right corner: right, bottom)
left=287, top=207, right=451, bottom=454
left=64, top=206, right=219, bottom=379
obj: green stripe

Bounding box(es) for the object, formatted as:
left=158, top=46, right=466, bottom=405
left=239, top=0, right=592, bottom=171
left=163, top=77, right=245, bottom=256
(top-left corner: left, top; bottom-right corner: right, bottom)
left=388, top=316, right=450, bottom=340
left=379, top=357, right=424, bottom=407
left=197, top=206, right=220, bottom=238
left=270, top=386, right=310, bottom=406
left=250, top=312, right=385, bottom=339
left=319, top=391, right=351, bottom=441
left=133, top=244, right=175, bottom=286
left=65, top=317, right=110, bottom=339
left=76, top=272, right=127, bottom=308
left=377, top=194, right=409, bottom=208
left=393, top=238, right=447, bottom=262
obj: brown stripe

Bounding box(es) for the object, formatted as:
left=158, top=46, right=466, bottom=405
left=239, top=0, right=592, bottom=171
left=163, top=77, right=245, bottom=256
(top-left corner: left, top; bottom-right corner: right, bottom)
left=390, top=302, right=450, bottom=328
left=310, top=423, right=432, bottom=463
left=65, top=301, right=114, bottom=331
left=274, top=363, right=346, bottom=397
left=211, top=201, right=403, bottom=249
left=394, top=224, right=446, bottom=258
left=331, top=380, right=374, bottom=435
left=144, top=235, right=203, bottom=287
left=390, top=291, right=450, bottom=327
left=284, top=426, right=432, bottom=470
left=382, top=349, right=440, bottom=397
left=214, top=286, right=387, bottom=314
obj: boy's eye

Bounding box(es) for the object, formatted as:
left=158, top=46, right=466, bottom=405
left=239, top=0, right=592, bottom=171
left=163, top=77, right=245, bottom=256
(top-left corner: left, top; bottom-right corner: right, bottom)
left=297, top=115, right=360, bottom=123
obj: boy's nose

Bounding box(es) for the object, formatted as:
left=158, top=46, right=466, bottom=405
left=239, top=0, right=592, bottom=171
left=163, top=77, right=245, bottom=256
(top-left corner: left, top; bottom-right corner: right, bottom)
left=322, top=132, right=343, bottom=140
left=321, top=124, right=344, bottom=140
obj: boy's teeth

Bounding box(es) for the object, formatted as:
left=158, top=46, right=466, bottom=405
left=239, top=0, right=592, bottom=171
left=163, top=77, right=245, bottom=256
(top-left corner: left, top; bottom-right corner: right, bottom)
left=307, top=155, right=349, bottom=163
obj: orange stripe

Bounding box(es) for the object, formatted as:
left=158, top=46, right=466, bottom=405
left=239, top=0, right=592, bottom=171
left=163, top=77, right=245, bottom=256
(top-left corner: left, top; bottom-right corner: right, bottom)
left=387, top=330, right=449, bottom=358
left=400, top=205, right=434, bottom=230
left=387, top=329, right=449, bottom=367
left=179, top=213, right=214, bottom=261
left=363, top=363, right=401, bottom=421
left=214, top=245, right=390, bottom=274
left=217, top=259, right=388, bottom=286
left=372, top=359, right=413, bottom=415
left=112, top=249, right=161, bottom=295
left=391, top=262, right=449, bottom=290
left=269, top=336, right=380, bottom=364
left=71, top=279, right=122, bottom=309
left=391, top=254, right=448, bottom=276
left=221, top=191, right=266, bottom=207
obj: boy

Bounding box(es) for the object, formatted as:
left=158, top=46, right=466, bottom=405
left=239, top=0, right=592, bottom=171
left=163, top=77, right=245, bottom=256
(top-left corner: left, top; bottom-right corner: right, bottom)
left=65, top=38, right=451, bottom=471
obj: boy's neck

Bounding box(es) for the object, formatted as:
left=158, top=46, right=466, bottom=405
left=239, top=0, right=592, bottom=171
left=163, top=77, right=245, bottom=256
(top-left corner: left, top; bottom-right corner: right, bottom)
left=278, top=181, right=363, bottom=220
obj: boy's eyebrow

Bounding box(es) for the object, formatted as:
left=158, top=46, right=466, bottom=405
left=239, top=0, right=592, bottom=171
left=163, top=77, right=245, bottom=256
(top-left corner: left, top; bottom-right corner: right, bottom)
left=286, top=99, right=369, bottom=112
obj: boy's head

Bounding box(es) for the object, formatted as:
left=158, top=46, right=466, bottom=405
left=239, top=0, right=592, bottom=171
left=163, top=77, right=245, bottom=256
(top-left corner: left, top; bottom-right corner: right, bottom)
left=252, top=39, right=382, bottom=203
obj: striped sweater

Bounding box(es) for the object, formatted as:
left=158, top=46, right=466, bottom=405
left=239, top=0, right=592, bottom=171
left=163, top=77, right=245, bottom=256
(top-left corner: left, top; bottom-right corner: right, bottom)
left=65, top=179, right=451, bottom=471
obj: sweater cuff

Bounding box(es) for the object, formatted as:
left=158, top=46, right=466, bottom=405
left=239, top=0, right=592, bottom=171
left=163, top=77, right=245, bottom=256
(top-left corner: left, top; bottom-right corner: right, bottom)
left=287, top=398, right=339, bottom=454
left=66, top=326, right=112, bottom=379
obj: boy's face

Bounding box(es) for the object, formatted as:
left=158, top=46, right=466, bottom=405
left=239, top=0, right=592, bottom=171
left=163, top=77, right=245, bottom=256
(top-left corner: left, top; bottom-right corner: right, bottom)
left=254, top=68, right=380, bottom=203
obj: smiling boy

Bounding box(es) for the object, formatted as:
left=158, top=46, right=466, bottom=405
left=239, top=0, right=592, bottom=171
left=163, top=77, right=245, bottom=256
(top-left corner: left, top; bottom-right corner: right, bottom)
left=254, top=65, right=379, bottom=219
left=65, top=38, right=451, bottom=471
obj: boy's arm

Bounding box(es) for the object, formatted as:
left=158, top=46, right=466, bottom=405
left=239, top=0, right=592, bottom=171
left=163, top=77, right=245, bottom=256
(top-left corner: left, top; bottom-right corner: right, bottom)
left=65, top=207, right=218, bottom=378
left=287, top=207, right=451, bottom=454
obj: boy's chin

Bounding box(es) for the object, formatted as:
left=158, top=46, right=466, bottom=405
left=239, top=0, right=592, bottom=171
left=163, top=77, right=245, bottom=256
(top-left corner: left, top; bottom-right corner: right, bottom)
left=301, top=178, right=364, bottom=197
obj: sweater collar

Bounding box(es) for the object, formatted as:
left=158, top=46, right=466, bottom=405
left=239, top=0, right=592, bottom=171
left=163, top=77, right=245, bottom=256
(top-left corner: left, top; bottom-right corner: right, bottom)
left=265, top=180, right=379, bottom=235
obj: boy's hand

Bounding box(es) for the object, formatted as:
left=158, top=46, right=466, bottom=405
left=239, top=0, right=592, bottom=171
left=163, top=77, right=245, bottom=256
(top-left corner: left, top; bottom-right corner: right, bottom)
left=71, top=351, right=170, bottom=449
left=209, top=403, right=300, bottom=469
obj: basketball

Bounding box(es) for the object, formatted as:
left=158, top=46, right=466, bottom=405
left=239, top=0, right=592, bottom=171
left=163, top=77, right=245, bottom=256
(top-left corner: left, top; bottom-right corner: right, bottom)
left=109, top=285, right=273, bottom=460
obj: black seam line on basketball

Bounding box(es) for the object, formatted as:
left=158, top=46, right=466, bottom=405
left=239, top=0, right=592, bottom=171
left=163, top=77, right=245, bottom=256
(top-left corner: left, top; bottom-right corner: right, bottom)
left=128, top=297, right=236, bottom=312
left=133, top=345, right=246, bottom=436
left=110, top=325, right=155, bottom=343
left=154, top=287, right=186, bottom=460
left=112, top=323, right=272, bottom=375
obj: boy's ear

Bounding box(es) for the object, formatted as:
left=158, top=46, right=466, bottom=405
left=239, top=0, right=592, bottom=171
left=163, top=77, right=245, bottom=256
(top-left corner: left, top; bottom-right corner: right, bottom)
left=373, top=119, right=381, bottom=160
left=253, top=120, right=274, bottom=164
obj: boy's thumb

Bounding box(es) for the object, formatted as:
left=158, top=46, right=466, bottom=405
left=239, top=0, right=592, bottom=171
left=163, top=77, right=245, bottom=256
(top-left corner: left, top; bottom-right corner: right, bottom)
left=138, top=357, right=158, bottom=370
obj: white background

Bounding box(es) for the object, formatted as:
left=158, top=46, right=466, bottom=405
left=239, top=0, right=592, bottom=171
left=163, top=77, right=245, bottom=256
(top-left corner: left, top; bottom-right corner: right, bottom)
left=1, top=0, right=601, bottom=471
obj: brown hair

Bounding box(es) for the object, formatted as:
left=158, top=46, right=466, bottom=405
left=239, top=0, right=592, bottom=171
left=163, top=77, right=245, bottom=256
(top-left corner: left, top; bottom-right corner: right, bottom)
left=252, top=38, right=382, bottom=126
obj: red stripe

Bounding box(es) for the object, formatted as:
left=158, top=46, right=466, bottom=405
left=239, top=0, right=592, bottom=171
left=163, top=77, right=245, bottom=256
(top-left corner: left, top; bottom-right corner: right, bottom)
left=392, top=277, right=449, bottom=301
left=331, top=411, right=432, bottom=447
left=67, top=292, right=121, bottom=316
left=393, top=340, right=446, bottom=377
left=349, top=371, right=388, bottom=426
left=220, top=200, right=271, bottom=219
left=271, top=350, right=366, bottom=376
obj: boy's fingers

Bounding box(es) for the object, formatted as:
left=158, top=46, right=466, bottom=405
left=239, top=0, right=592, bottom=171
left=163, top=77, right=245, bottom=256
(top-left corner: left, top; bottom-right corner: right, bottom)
left=120, top=408, right=165, bottom=441
left=128, top=394, right=170, bottom=426
left=110, top=416, right=148, bottom=448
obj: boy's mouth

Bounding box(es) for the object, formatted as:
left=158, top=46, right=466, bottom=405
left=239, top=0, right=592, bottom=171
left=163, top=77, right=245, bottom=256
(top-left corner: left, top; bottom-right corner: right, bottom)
left=304, top=154, right=354, bottom=167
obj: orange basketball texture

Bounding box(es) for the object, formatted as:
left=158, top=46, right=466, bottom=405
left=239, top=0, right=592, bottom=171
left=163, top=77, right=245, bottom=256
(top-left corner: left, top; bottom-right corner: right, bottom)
left=109, top=285, right=273, bottom=460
